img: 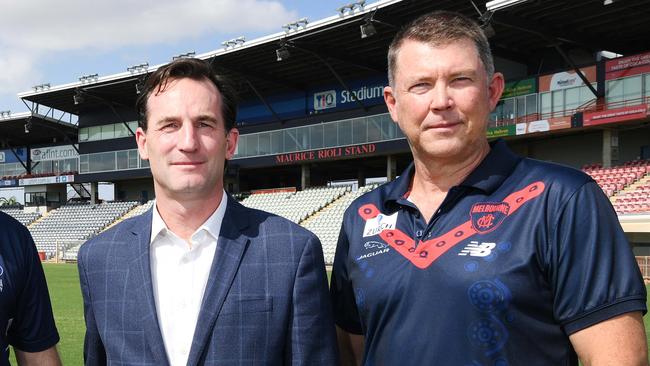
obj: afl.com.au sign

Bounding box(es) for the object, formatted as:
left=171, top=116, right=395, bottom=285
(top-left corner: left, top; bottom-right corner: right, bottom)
left=31, top=145, right=79, bottom=162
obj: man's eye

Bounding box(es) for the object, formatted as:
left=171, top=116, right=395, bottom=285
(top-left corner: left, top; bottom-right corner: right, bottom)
left=160, top=123, right=178, bottom=131
left=453, top=77, right=471, bottom=83
left=410, top=83, right=430, bottom=93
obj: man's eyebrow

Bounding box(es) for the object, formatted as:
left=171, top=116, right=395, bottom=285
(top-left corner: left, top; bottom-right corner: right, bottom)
left=153, top=117, right=179, bottom=126
left=194, top=114, right=219, bottom=123
left=450, top=69, right=479, bottom=77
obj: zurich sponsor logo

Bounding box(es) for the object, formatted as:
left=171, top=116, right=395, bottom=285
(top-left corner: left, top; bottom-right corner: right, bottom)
left=362, top=212, right=398, bottom=237
left=356, top=241, right=390, bottom=261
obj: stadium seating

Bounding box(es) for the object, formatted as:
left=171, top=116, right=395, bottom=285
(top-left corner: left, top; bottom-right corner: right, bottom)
left=302, top=184, right=379, bottom=264
left=584, top=159, right=650, bottom=214
left=28, top=201, right=138, bottom=257
left=0, top=207, right=41, bottom=226
left=114, top=200, right=155, bottom=221
left=241, top=186, right=350, bottom=223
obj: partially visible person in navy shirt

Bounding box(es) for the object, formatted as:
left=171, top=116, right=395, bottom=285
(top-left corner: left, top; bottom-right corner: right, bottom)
left=330, top=10, right=648, bottom=366
left=0, top=211, right=60, bottom=366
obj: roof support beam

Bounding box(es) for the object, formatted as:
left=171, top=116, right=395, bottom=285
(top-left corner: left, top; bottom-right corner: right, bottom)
left=244, top=78, right=285, bottom=125
left=75, top=89, right=135, bottom=137
left=288, top=43, right=367, bottom=111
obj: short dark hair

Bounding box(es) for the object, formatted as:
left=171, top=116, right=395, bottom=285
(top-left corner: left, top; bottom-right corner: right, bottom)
left=387, top=10, right=494, bottom=86
left=136, top=58, right=237, bottom=132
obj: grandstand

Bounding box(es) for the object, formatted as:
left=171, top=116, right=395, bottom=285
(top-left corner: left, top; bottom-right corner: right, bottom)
left=302, top=184, right=380, bottom=263
left=241, top=185, right=350, bottom=223
left=27, top=201, right=137, bottom=257
left=0, top=0, right=649, bottom=265
left=0, top=207, right=41, bottom=226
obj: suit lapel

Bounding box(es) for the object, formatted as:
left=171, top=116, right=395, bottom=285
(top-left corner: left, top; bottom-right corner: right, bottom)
left=129, top=209, right=170, bottom=365
left=187, top=197, right=250, bottom=366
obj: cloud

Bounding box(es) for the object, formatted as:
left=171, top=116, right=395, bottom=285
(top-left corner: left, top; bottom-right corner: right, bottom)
left=0, top=48, right=41, bottom=95
left=0, top=0, right=297, bottom=109
left=0, top=0, right=297, bottom=51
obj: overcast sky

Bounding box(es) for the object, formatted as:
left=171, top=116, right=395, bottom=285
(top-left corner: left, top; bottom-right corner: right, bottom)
left=0, top=0, right=355, bottom=115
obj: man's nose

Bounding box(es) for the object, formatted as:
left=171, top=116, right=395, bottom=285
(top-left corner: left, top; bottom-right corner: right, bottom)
left=429, top=84, right=453, bottom=111
left=178, top=123, right=199, bottom=151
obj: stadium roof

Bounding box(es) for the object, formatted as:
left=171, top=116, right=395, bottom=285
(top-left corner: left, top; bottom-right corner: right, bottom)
left=18, top=0, right=650, bottom=116
left=0, top=112, right=78, bottom=147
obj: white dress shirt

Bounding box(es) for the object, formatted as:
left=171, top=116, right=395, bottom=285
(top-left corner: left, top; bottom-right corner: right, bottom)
left=149, top=193, right=227, bottom=366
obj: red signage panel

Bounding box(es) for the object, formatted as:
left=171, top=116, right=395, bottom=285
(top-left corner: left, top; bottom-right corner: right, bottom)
left=583, top=104, right=648, bottom=126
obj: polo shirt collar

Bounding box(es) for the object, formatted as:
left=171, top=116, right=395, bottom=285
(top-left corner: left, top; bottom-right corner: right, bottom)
left=385, top=139, right=520, bottom=206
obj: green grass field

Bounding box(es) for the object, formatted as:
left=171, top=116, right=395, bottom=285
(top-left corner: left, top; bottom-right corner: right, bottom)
left=10, top=264, right=650, bottom=365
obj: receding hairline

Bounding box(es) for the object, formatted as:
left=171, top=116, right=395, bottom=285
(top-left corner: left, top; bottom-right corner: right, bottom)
left=388, top=37, right=487, bottom=84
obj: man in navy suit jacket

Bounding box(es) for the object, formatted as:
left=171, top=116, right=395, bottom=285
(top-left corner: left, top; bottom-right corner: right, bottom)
left=78, top=58, right=338, bottom=365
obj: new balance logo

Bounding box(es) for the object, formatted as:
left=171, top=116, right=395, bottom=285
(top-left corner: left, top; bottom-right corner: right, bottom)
left=458, top=241, right=496, bottom=257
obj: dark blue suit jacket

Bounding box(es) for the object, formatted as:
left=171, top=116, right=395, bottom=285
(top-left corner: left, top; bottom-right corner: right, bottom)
left=78, top=196, right=338, bottom=365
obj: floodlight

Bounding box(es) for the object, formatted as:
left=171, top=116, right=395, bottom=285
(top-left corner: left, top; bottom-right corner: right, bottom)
left=282, top=18, right=309, bottom=32
left=73, top=90, right=85, bottom=105
left=79, top=73, right=99, bottom=84
left=485, top=0, right=530, bottom=12
left=172, top=52, right=196, bottom=61
left=24, top=117, right=32, bottom=134
left=360, top=20, right=377, bottom=39
left=276, top=46, right=290, bottom=62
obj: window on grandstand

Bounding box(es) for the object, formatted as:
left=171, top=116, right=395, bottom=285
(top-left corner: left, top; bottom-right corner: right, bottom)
left=78, top=121, right=137, bottom=142
left=232, top=112, right=404, bottom=159
left=0, top=163, right=26, bottom=178
left=539, top=83, right=596, bottom=118
left=606, top=74, right=645, bottom=106
left=489, top=94, right=538, bottom=126
left=79, top=149, right=149, bottom=174
left=32, top=158, right=78, bottom=175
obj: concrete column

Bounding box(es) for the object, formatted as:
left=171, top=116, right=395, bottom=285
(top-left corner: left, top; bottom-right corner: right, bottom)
left=387, top=155, right=397, bottom=181
left=602, top=129, right=619, bottom=168
left=301, top=164, right=310, bottom=190
left=90, top=182, right=98, bottom=204
left=357, top=169, right=365, bottom=188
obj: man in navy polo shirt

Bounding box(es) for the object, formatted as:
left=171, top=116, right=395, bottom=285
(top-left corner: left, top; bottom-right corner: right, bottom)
left=330, top=10, right=648, bottom=366
left=0, top=211, right=60, bottom=366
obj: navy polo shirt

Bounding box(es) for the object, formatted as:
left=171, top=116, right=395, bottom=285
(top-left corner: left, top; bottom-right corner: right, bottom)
left=330, top=140, right=646, bottom=366
left=0, top=212, right=59, bottom=365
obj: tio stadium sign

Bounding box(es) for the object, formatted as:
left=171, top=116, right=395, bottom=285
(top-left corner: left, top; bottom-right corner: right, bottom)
left=275, top=143, right=377, bottom=164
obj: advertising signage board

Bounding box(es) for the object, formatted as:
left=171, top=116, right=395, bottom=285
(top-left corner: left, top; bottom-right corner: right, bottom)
left=583, top=104, right=648, bottom=127
left=308, top=76, right=388, bottom=114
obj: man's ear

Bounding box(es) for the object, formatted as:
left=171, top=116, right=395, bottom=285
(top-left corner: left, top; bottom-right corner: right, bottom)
left=488, top=72, right=505, bottom=111
left=225, top=128, right=239, bottom=160
left=135, top=127, right=149, bottom=160
left=384, top=86, right=399, bottom=124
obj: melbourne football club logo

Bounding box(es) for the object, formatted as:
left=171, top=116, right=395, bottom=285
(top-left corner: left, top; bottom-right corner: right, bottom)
left=470, top=202, right=510, bottom=234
